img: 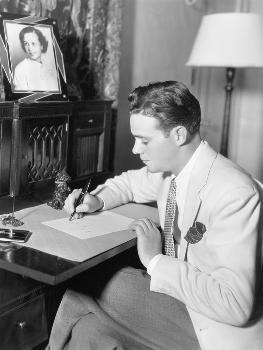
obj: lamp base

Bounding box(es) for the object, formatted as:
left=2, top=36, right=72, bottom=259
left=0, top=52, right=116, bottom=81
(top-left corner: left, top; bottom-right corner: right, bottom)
left=220, top=67, right=235, bottom=157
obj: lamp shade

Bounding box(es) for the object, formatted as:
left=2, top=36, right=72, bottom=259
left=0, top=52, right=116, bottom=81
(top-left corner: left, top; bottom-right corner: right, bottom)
left=186, top=13, right=263, bottom=67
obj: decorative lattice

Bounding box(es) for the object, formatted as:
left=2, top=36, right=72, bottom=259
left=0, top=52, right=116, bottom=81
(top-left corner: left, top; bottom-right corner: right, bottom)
left=27, top=124, right=65, bottom=183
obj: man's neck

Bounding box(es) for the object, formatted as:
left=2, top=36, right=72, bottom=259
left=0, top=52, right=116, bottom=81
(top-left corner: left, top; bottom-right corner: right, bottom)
left=172, top=134, right=202, bottom=175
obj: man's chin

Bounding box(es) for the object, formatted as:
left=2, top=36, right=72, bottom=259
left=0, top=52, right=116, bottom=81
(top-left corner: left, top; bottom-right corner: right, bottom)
left=145, top=165, right=160, bottom=173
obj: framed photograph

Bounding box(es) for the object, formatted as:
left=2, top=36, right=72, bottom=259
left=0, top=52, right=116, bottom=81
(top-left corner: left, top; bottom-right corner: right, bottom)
left=0, top=12, right=67, bottom=102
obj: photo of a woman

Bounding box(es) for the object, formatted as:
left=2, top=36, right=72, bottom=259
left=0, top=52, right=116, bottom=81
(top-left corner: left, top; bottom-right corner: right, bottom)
left=12, top=26, right=59, bottom=92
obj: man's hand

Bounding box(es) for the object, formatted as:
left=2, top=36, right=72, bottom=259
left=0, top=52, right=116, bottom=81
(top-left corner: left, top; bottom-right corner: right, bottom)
left=64, top=189, right=103, bottom=220
left=129, top=218, right=162, bottom=268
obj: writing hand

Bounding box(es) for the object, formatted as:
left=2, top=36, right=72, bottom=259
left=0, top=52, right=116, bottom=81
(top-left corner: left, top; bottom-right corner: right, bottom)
left=64, top=190, right=103, bottom=220
left=129, top=218, right=162, bottom=268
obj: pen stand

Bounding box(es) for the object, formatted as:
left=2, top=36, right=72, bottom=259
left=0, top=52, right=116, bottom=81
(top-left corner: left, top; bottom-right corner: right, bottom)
left=0, top=195, right=24, bottom=227
left=47, top=170, right=71, bottom=210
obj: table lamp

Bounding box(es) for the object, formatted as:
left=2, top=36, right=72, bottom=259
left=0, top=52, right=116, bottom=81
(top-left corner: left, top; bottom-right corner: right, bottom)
left=186, top=12, right=263, bottom=157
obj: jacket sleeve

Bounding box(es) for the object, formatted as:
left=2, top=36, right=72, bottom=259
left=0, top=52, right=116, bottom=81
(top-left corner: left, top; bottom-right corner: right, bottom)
left=149, top=185, right=261, bottom=326
left=91, top=167, right=163, bottom=210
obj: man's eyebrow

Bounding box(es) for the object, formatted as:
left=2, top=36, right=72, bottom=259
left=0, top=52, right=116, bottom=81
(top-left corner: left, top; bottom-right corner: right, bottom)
left=132, top=134, right=150, bottom=139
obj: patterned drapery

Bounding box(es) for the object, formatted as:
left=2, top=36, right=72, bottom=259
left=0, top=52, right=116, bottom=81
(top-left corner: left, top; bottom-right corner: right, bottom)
left=0, top=0, right=123, bottom=104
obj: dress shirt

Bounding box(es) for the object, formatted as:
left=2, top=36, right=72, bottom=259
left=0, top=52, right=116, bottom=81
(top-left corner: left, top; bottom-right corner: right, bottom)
left=147, top=140, right=206, bottom=274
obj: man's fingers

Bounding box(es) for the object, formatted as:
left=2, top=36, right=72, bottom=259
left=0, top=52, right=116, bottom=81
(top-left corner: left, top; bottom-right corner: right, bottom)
left=64, top=189, right=82, bottom=213
left=129, top=220, right=146, bottom=232
left=76, top=203, right=90, bottom=213
left=64, top=200, right=74, bottom=214
left=129, top=218, right=158, bottom=234
left=129, top=221, right=144, bottom=236
left=70, top=212, right=84, bottom=221
left=143, top=218, right=157, bottom=230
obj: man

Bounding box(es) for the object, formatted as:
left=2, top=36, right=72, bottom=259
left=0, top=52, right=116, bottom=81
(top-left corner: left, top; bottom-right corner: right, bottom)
left=47, top=81, right=263, bottom=350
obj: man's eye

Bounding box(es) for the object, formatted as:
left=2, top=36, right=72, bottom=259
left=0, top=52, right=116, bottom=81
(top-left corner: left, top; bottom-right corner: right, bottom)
left=141, top=140, right=148, bottom=145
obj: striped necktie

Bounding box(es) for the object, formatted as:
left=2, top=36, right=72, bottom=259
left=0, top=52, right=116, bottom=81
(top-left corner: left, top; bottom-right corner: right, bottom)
left=163, top=178, right=177, bottom=257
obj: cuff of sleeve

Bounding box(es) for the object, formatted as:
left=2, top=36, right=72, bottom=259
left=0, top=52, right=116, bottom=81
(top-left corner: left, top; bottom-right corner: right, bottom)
left=91, top=185, right=118, bottom=210
left=96, top=196, right=105, bottom=211
left=90, top=186, right=106, bottom=210
left=147, top=254, right=163, bottom=275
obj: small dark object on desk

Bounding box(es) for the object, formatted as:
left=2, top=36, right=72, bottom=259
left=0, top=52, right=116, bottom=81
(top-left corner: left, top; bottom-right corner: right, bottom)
left=0, top=228, right=32, bottom=243
left=47, top=169, right=71, bottom=210
left=0, top=215, right=24, bottom=226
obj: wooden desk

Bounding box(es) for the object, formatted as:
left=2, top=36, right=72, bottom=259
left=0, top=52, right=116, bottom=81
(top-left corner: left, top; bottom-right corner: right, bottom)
left=0, top=196, right=158, bottom=349
left=0, top=197, right=159, bottom=286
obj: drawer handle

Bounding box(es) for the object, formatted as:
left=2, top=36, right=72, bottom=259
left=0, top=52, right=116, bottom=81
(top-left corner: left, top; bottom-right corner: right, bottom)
left=16, top=320, right=27, bottom=329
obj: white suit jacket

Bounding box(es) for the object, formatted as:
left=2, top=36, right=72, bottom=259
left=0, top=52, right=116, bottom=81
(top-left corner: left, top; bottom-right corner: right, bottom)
left=93, top=143, right=263, bottom=350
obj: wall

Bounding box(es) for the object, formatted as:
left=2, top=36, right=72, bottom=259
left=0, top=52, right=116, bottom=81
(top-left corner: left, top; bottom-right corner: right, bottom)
left=115, top=0, right=263, bottom=183
left=115, top=0, right=204, bottom=173
left=232, top=0, right=263, bottom=180
left=192, top=0, right=238, bottom=156
left=194, top=0, right=263, bottom=181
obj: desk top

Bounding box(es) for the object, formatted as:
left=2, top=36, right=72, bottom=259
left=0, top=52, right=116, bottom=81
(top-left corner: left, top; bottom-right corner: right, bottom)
left=0, top=197, right=158, bottom=285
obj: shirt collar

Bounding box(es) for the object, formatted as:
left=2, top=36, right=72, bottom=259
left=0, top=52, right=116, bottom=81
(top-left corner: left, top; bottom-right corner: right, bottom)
left=175, top=140, right=206, bottom=185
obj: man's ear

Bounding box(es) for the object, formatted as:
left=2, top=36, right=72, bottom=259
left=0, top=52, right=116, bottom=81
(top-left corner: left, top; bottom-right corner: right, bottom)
left=171, top=126, right=188, bottom=146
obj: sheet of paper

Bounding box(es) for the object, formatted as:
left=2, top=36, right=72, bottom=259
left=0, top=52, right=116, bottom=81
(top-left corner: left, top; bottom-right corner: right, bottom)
left=42, top=211, right=135, bottom=239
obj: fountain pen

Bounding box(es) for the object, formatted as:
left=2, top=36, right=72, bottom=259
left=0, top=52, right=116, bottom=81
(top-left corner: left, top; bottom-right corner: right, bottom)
left=69, top=178, right=91, bottom=221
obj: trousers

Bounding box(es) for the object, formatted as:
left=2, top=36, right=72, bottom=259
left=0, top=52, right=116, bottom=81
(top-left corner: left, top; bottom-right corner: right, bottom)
left=47, top=256, right=200, bottom=350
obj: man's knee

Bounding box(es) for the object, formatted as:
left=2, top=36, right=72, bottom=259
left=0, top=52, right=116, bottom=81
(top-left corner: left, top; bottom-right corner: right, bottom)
left=69, top=314, right=126, bottom=350
left=58, top=289, right=97, bottom=319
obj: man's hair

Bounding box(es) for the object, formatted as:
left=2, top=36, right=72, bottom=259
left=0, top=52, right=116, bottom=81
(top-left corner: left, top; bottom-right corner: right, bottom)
left=19, top=26, right=48, bottom=53
left=128, top=81, right=201, bottom=134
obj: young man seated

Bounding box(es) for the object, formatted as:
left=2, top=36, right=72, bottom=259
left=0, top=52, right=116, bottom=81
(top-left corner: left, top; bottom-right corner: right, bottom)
left=47, top=81, right=263, bottom=350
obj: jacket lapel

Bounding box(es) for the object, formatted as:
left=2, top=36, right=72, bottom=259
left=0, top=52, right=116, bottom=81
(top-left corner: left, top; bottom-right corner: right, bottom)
left=179, top=143, right=218, bottom=260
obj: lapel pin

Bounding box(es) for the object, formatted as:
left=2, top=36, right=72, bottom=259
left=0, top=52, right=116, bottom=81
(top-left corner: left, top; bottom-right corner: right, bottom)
left=184, top=221, right=206, bottom=244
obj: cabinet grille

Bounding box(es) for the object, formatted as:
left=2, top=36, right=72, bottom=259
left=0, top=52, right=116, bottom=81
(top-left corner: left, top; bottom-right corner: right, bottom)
left=75, top=135, right=99, bottom=176
left=27, top=124, right=65, bottom=183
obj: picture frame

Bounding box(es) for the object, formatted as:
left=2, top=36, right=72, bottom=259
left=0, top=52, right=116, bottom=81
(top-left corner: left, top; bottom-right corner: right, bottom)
left=0, top=12, right=67, bottom=102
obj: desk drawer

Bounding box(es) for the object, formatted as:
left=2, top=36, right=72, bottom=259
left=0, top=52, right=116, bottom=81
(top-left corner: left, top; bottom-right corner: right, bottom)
left=74, top=111, right=105, bottom=130
left=0, top=293, right=48, bottom=350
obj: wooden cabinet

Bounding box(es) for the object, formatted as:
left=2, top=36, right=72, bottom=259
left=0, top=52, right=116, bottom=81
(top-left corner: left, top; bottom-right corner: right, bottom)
left=68, top=100, right=113, bottom=189
left=0, top=100, right=113, bottom=197
left=0, top=270, right=47, bottom=350
left=0, top=101, right=72, bottom=197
